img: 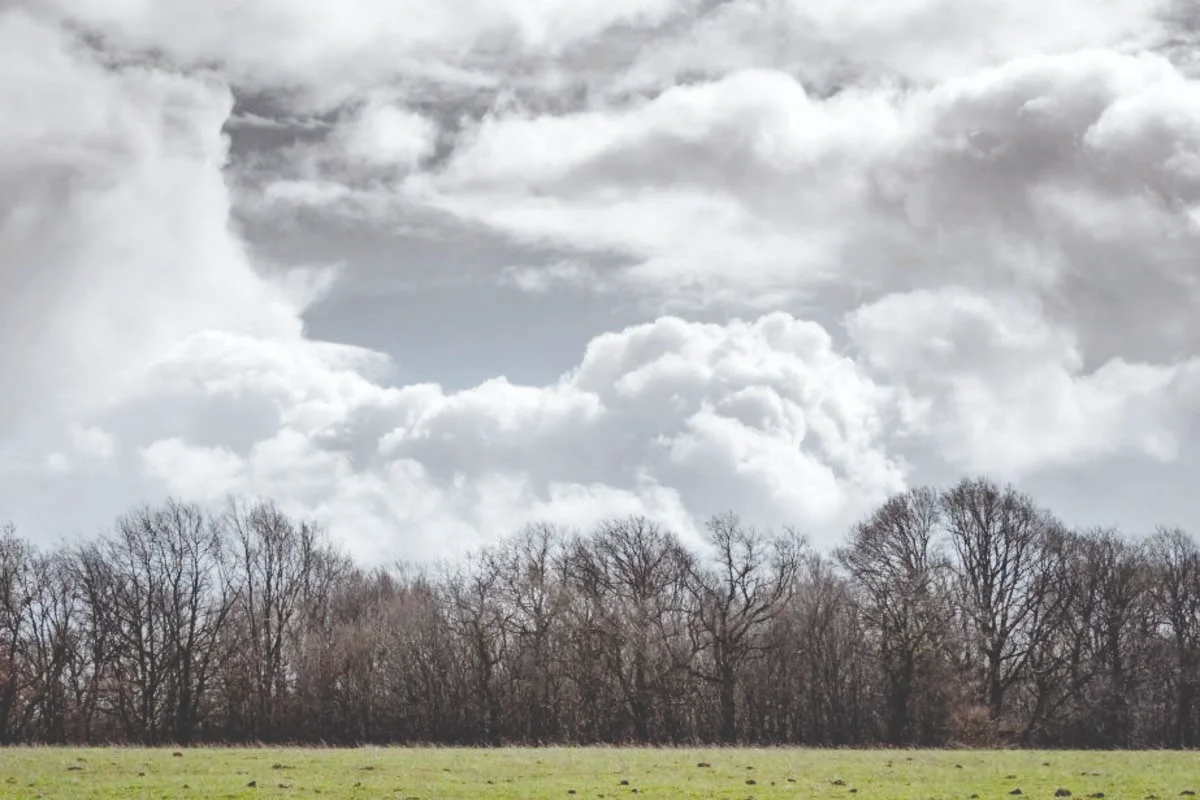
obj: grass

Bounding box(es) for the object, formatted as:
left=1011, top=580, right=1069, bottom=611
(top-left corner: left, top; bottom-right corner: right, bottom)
left=0, top=746, right=1196, bottom=799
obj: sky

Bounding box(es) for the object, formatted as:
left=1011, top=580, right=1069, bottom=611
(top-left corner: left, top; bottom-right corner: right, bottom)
left=1, top=0, right=1198, bottom=564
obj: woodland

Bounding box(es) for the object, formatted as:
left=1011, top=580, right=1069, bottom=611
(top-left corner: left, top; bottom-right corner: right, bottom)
left=1, top=478, right=1198, bottom=749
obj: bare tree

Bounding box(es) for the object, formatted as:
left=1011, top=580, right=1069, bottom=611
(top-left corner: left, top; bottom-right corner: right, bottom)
left=14, top=550, right=79, bottom=743
left=0, top=526, right=35, bottom=743
left=150, top=502, right=233, bottom=744
left=1092, top=529, right=1152, bottom=745
left=71, top=542, right=120, bottom=742
left=565, top=517, right=693, bottom=743
left=289, top=565, right=393, bottom=743
left=89, top=512, right=172, bottom=743
left=838, top=487, right=952, bottom=744
left=1010, top=530, right=1082, bottom=746
left=222, top=499, right=337, bottom=741
left=490, top=524, right=570, bottom=742
left=372, top=567, right=461, bottom=742
left=942, top=478, right=1068, bottom=724
left=687, top=513, right=804, bottom=743
left=72, top=501, right=232, bottom=744
left=1147, top=527, right=1200, bottom=748
left=446, top=552, right=513, bottom=746
left=757, top=554, right=872, bottom=744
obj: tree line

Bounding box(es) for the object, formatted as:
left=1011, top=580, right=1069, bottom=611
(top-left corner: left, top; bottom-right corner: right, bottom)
left=1, top=477, right=1198, bottom=748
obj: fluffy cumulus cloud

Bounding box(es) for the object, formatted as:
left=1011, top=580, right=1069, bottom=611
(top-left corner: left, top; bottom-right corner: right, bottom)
left=847, top=287, right=1200, bottom=475
left=1, top=0, right=1199, bottom=561
left=88, top=315, right=902, bottom=562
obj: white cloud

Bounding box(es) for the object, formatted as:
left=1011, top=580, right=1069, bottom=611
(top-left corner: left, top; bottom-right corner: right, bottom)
left=846, top=287, right=1200, bottom=475
left=339, top=101, right=438, bottom=171
left=41, top=425, right=117, bottom=475
left=0, top=9, right=316, bottom=442
left=70, top=425, right=116, bottom=462
left=408, top=47, right=1200, bottom=345
left=250, top=97, right=439, bottom=196
left=3, top=0, right=1200, bottom=561
left=140, top=438, right=245, bottom=500
left=101, top=314, right=903, bottom=561
left=616, top=0, right=1171, bottom=93
left=501, top=260, right=610, bottom=294
left=27, top=0, right=688, bottom=107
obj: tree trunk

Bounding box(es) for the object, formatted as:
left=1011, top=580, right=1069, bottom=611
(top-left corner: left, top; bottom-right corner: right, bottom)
left=719, top=664, right=737, bottom=744
left=987, top=647, right=1005, bottom=721
left=1177, top=677, right=1195, bottom=749
left=886, top=655, right=913, bottom=746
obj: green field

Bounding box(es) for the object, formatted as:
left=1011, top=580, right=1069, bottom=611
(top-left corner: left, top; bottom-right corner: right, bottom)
left=0, top=747, right=1195, bottom=799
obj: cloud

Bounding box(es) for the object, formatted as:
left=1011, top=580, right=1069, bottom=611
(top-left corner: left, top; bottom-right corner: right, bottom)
left=30, top=0, right=1178, bottom=110
left=846, top=287, right=1200, bottom=476
left=3, top=0, right=1200, bottom=562
left=616, top=0, right=1172, bottom=93
left=0, top=9, right=315, bottom=443
left=245, top=96, right=440, bottom=190
left=409, top=47, right=1200, bottom=341
left=93, top=314, right=905, bottom=561
left=28, top=0, right=688, bottom=107
left=402, top=67, right=890, bottom=306
left=501, top=260, right=611, bottom=294
left=140, top=438, right=245, bottom=500
left=89, top=292, right=1193, bottom=561
left=338, top=101, right=438, bottom=171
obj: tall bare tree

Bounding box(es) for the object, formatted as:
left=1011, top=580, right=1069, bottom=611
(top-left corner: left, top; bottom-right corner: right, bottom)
left=87, top=512, right=171, bottom=743
left=687, top=513, right=803, bottom=743
left=490, top=524, right=570, bottom=742
left=838, top=487, right=952, bottom=744
left=14, top=550, right=79, bottom=743
left=942, top=478, right=1068, bottom=724
left=1061, top=529, right=1152, bottom=746
left=74, top=502, right=231, bottom=743
left=446, top=552, right=513, bottom=746
left=565, top=517, right=693, bottom=743
left=0, top=526, right=35, bottom=743
left=223, top=499, right=339, bottom=741
left=1148, top=527, right=1200, bottom=748
left=757, top=554, right=871, bottom=744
